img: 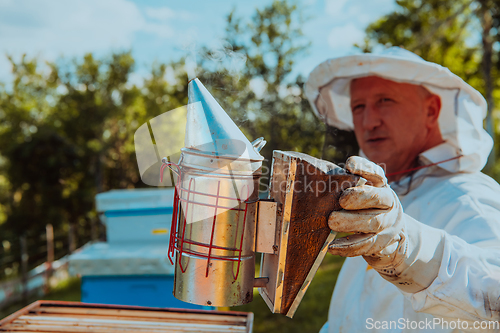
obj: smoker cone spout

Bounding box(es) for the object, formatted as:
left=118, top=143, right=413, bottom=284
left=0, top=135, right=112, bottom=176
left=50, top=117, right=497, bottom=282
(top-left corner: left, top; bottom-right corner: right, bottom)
left=186, top=78, right=264, bottom=168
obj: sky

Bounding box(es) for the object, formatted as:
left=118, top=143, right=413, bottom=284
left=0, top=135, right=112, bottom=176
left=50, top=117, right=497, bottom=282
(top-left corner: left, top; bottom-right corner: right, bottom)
left=0, top=0, right=397, bottom=85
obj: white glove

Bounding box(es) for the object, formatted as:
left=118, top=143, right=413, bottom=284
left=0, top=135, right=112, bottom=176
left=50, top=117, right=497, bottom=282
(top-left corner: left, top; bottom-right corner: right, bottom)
left=328, top=156, right=446, bottom=293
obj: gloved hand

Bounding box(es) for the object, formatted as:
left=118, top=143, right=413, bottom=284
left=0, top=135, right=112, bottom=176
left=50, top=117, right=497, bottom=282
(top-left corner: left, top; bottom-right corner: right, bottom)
left=328, top=156, right=446, bottom=293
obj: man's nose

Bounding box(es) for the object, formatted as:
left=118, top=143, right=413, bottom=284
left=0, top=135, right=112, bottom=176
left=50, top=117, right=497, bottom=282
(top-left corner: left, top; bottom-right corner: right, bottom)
left=362, top=105, right=382, bottom=130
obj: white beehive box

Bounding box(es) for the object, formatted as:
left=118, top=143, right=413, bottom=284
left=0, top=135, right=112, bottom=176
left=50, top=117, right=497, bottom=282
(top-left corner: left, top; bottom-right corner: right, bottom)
left=70, top=188, right=176, bottom=277
left=96, top=188, right=175, bottom=244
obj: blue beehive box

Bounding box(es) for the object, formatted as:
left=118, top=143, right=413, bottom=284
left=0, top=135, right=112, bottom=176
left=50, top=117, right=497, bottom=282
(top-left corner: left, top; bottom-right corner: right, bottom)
left=69, top=188, right=207, bottom=310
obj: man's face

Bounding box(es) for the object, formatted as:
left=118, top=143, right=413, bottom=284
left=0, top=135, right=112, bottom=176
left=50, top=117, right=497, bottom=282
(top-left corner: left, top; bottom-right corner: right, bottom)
left=350, top=76, right=439, bottom=175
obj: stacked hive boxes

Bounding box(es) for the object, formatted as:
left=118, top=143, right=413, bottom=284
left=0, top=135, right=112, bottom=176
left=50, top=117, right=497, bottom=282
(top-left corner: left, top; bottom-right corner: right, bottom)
left=69, top=188, right=207, bottom=309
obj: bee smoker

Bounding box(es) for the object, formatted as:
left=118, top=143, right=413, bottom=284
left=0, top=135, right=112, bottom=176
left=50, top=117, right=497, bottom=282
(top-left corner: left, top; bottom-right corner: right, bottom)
left=162, top=78, right=359, bottom=317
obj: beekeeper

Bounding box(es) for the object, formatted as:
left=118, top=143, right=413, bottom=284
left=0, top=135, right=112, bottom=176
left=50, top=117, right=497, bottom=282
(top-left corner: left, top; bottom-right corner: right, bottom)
left=305, top=47, right=500, bottom=333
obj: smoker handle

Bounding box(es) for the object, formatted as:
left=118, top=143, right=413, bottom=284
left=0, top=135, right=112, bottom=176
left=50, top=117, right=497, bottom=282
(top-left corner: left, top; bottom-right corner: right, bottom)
left=161, top=157, right=180, bottom=177
left=254, top=277, right=269, bottom=288
left=251, top=137, right=267, bottom=152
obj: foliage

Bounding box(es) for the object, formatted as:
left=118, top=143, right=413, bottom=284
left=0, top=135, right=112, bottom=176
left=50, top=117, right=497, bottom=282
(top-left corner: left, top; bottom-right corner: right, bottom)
left=197, top=0, right=325, bottom=168
left=0, top=277, right=81, bottom=319
left=0, top=53, right=189, bottom=279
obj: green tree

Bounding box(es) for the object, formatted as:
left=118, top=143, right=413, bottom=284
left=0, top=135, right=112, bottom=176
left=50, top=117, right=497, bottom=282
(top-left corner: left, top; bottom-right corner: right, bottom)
left=0, top=52, right=189, bottom=277
left=0, top=56, right=60, bottom=238
left=197, top=0, right=328, bottom=169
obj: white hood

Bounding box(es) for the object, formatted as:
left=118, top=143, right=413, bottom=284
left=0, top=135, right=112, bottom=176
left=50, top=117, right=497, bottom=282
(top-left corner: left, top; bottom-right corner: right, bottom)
left=305, top=47, right=493, bottom=173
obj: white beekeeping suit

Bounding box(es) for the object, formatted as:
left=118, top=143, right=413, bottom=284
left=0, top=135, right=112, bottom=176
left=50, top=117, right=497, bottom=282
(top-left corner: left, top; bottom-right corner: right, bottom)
left=305, top=47, right=500, bottom=333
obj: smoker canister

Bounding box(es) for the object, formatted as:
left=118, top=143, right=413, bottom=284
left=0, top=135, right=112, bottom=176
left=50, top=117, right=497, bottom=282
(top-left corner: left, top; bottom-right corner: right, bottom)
left=166, top=147, right=261, bottom=307
left=163, top=78, right=265, bottom=307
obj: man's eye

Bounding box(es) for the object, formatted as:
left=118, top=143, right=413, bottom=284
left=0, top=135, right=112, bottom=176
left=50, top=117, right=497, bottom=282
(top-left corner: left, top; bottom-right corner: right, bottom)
left=352, top=104, right=364, bottom=113
left=380, top=98, right=394, bottom=104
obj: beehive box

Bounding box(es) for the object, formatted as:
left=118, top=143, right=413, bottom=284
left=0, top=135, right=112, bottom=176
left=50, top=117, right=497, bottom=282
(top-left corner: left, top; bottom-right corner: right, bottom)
left=0, top=300, right=253, bottom=332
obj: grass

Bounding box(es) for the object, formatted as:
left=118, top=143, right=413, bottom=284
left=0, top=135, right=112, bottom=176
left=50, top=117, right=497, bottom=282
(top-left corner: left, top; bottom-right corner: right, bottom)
left=231, top=254, right=345, bottom=333
left=0, top=277, right=81, bottom=320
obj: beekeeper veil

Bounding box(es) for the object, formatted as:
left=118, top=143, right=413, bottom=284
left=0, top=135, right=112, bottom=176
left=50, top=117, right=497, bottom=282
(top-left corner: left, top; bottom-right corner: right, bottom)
left=304, top=47, right=493, bottom=173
